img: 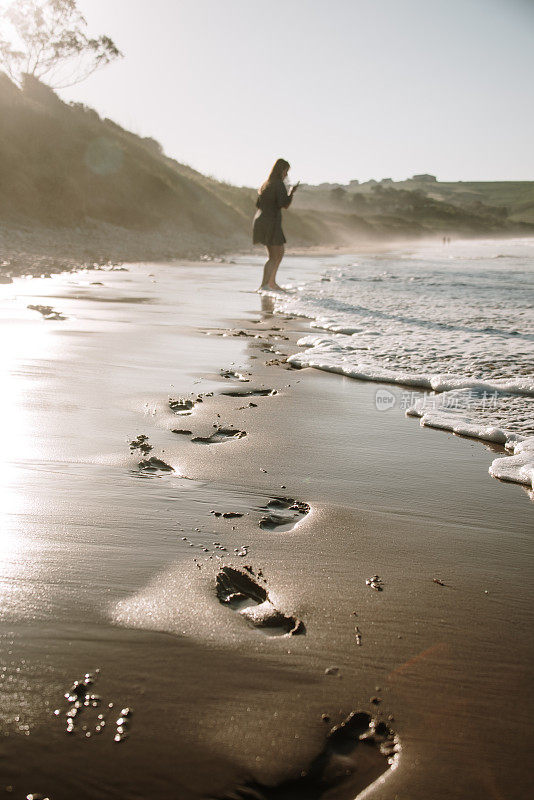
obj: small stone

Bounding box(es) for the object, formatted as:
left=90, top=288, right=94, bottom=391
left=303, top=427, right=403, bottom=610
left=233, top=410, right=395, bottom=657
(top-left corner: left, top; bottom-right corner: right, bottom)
left=365, top=575, right=383, bottom=591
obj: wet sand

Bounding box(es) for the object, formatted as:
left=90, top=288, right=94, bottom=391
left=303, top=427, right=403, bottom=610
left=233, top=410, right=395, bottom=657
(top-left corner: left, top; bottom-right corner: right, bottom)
left=0, top=253, right=532, bottom=799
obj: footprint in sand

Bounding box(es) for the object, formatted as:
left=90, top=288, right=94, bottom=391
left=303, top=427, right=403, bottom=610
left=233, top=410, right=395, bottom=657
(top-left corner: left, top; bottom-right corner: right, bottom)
left=129, top=434, right=152, bottom=455
left=259, top=498, right=310, bottom=532
left=136, top=456, right=174, bottom=475
left=192, top=428, right=247, bottom=444
left=173, top=427, right=246, bottom=444
left=220, top=369, right=251, bottom=382
left=216, top=567, right=304, bottom=636
left=27, top=304, right=66, bottom=320
left=220, top=388, right=278, bottom=398
left=169, top=397, right=196, bottom=415
left=57, top=671, right=133, bottom=743
left=220, top=712, right=399, bottom=799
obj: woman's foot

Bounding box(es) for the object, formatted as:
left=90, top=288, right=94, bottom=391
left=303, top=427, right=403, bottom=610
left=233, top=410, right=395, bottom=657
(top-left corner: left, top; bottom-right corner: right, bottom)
left=257, top=283, right=286, bottom=293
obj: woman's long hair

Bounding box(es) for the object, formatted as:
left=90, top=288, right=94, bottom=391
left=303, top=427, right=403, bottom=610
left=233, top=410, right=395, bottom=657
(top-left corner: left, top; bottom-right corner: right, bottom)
left=260, top=158, right=290, bottom=192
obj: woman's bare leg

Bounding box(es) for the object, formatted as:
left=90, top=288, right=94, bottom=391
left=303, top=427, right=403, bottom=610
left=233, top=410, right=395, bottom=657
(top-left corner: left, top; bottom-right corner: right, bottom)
left=259, top=245, right=285, bottom=291
left=260, top=245, right=281, bottom=289
left=270, top=244, right=285, bottom=289
left=259, top=247, right=273, bottom=289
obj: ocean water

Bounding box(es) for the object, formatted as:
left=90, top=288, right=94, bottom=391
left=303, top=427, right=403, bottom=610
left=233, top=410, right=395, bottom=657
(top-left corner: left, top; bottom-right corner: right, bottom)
left=276, top=238, right=534, bottom=490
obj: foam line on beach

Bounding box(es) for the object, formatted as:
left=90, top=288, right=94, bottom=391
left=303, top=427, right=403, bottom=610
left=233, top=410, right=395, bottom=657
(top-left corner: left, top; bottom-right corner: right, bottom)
left=405, top=403, right=534, bottom=489
left=489, top=438, right=534, bottom=489
left=288, top=337, right=534, bottom=490
left=405, top=406, right=522, bottom=445
left=288, top=334, right=534, bottom=396
left=275, top=241, right=534, bottom=492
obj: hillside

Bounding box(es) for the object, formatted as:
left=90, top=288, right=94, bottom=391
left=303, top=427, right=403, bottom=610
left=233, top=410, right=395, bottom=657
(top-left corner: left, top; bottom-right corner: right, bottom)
left=298, top=175, right=534, bottom=237
left=376, top=177, right=534, bottom=225
left=1, top=74, right=533, bottom=278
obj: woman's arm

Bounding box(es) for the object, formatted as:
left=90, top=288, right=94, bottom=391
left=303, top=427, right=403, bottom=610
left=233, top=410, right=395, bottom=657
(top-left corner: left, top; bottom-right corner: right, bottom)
left=276, top=180, right=293, bottom=209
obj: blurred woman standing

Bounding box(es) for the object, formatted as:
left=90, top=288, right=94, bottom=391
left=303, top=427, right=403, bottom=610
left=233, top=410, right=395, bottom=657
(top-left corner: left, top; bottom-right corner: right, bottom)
left=253, top=158, right=299, bottom=291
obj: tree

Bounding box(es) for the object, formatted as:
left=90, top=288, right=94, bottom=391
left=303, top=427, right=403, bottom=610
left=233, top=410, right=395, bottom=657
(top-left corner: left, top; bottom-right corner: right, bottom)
left=330, top=187, right=347, bottom=203
left=0, top=0, right=122, bottom=89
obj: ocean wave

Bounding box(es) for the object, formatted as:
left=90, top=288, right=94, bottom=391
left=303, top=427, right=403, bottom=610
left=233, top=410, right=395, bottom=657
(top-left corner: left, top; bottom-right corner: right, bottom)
left=277, top=239, right=534, bottom=491
left=489, top=438, right=534, bottom=489
left=288, top=336, right=534, bottom=396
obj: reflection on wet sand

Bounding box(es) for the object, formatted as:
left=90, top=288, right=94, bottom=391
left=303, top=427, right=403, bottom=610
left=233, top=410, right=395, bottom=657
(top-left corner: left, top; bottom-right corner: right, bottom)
left=1, top=255, right=532, bottom=800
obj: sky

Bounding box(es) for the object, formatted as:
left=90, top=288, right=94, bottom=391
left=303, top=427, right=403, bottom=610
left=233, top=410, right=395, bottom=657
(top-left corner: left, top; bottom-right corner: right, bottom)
left=19, top=0, right=534, bottom=186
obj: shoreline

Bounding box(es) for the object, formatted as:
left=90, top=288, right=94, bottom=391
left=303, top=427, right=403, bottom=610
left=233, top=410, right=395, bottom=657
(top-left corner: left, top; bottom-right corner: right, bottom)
left=1, top=254, right=532, bottom=799
left=271, top=237, right=534, bottom=495
left=283, top=335, right=534, bottom=493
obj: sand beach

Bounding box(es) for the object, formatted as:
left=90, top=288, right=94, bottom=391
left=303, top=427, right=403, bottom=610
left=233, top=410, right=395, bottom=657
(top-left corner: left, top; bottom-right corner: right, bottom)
left=0, top=248, right=532, bottom=800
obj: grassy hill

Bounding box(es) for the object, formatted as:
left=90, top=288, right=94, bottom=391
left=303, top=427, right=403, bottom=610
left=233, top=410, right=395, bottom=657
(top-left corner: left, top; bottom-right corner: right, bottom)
left=0, top=74, right=251, bottom=236
left=382, top=178, right=534, bottom=224
left=0, top=74, right=532, bottom=277
left=299, top=175, right=534, bottom=237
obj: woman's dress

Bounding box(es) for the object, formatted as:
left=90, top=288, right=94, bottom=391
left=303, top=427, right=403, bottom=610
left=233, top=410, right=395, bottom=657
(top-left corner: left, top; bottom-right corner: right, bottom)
left=252, top=179, right=292, bottom=245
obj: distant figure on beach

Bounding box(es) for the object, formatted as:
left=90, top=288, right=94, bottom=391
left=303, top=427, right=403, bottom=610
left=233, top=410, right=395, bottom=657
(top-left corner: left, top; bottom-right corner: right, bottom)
left=253, top=158, right=299, bottom=291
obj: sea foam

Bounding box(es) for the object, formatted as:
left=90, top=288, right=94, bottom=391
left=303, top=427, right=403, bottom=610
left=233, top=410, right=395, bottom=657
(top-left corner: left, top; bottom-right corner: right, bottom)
left=489, top=438, right=534, bottom=489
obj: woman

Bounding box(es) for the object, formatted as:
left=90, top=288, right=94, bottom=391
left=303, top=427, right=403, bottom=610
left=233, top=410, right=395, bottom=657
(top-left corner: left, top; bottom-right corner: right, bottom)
left=253, top=158, right=299, bottom=291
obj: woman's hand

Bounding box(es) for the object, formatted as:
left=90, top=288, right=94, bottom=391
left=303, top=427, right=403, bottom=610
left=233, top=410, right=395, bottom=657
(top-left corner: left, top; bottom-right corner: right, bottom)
left=290, top=181, right=300, bottom=196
